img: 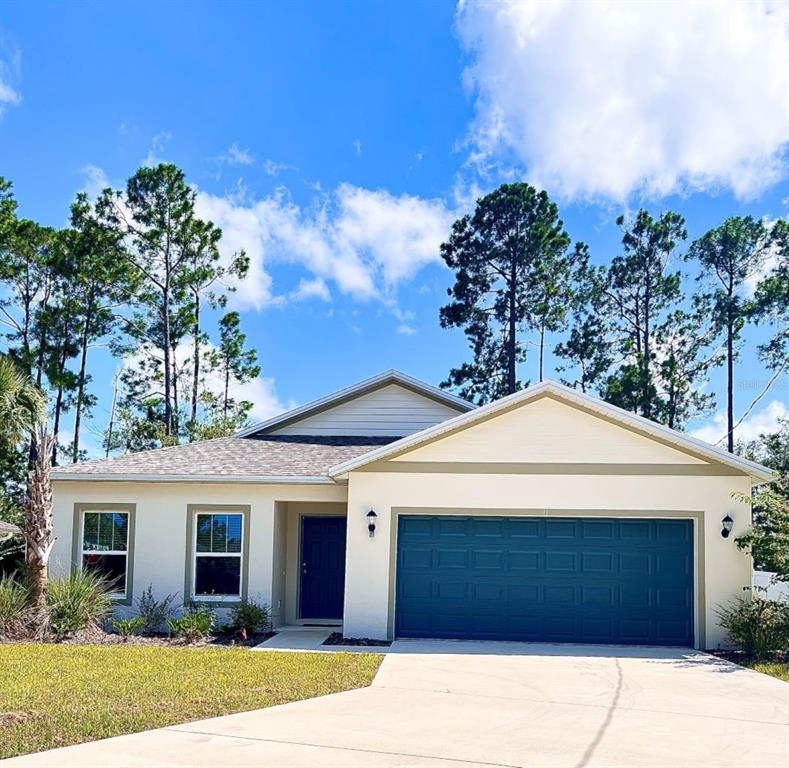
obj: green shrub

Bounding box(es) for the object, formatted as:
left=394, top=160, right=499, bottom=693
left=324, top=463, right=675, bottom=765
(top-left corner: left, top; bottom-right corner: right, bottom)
left=229, top=598, right=270, bottom=635
left=716, top=595, right=789, bottom=658
left=0, top=574, right=28, bottom=636
left=111, top=616, right=145, bottom=639
left=45, top=570, right=112, bottom=639
left=167, top=606, right=215, bottom=643
left=135, top=585, right=176, bottom=634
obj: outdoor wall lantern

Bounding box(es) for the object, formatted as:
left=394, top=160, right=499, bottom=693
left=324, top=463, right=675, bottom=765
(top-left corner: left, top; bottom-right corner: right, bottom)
left=366, top=508, right=378, bottom=538
left=721, top=514, right=734, bottom=539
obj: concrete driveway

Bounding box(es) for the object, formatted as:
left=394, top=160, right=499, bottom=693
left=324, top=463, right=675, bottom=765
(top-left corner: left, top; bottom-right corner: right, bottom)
left=5, top=641, right=788, bottom=768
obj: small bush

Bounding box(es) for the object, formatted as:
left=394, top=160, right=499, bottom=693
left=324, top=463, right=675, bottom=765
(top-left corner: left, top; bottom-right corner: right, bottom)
left=135, top=585, right=176, bottom=634
left=716, top=595, right=789, bottom=658
left=167, top=606, right=215, bottom=643
left=111, top=616, right=145, bottom=639
left=229, top=598, right=270, bottom=636
left=0, top=574, right=29, bottom=636
left=45, top=570, right=112, bottom=639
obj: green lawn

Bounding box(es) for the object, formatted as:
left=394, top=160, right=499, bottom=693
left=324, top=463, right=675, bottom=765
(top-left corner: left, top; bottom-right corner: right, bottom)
left=0, top=643, right=383, bottom=759
left=743, top=661, right=789, bottom=682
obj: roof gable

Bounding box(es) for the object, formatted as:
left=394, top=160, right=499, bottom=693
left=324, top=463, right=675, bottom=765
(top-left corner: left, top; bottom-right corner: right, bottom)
left=237, top=370, right=473, bottom=438
left=329, top=381, right=774, bottom=483
left=395, top=395, right=707, bottom=465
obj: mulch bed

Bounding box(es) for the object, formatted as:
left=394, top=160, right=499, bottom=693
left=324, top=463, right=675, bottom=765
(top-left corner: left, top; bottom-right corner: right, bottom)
left=707, top=648, right=788, bottom=665
left=323, top=632, right=391, bottom=647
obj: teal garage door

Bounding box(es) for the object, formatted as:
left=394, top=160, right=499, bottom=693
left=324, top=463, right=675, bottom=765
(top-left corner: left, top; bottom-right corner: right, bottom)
left=395, top=516, right=694, bottom=646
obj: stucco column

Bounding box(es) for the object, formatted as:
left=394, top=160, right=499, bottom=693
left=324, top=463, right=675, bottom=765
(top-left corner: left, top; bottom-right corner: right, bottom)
left=343, top=472, right=392, bottom=639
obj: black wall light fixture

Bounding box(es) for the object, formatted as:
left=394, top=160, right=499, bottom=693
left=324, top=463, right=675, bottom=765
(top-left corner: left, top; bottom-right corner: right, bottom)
left=721, top=514, right=734, bottom=539
left=366, top=508, right=378, bottom=538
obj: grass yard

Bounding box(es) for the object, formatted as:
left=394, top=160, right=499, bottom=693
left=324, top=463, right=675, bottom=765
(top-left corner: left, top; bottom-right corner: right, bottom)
left=0, top=643, right=383, bottom=759
left=742, top=661, right=789, bottom=682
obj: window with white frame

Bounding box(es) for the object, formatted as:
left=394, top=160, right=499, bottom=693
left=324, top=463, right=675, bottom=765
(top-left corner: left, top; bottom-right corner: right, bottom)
left=192, top=512, right=244, bottom=599
left=81, top=510, right=129, bottom=597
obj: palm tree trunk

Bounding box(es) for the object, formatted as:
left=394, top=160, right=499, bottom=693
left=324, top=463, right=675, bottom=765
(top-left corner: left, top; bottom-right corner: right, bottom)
left=24, top=429, right=55, bottom=609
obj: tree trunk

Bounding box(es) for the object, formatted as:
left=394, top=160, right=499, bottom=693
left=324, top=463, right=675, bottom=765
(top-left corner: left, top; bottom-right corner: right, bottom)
left=191, top=291, right=200, bottom=425
left=72, top=308, right=92, bottom=463
left=539, top=321, right=546, bottom=382
left=223, top=361, right=230, bottom=420
left=172, top=343, right=179, bottom=437
left=24, top=429, right=55, bottom=610
left=162, top=285, right=172, bottom=435
left=507, top=262, right=517, bottom=394
left=642, top=275, right=652, bottom=419
left=726, top=318, right=734, bottom=453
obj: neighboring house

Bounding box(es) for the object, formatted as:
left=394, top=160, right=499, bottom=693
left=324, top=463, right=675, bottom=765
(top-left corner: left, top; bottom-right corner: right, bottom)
left=49, top=370, right=773, bottom=649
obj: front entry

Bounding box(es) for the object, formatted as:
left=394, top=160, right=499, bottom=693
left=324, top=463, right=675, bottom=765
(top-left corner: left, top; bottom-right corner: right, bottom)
left=299, top=516, right=347, bottom=620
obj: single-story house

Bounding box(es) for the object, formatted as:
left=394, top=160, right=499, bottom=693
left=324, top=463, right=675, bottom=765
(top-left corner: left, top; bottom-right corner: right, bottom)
left=49, top=370, right=773, bottom=648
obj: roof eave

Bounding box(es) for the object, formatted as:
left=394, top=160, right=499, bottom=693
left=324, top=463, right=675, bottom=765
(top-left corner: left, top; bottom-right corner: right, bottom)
left=51, top=473, right=336, bottom=485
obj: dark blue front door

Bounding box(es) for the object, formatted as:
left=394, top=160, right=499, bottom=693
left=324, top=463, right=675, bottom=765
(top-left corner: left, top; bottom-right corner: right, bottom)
left=395, top=516, right=694, bottom=646
left=300, top=516, right=347, bottom=620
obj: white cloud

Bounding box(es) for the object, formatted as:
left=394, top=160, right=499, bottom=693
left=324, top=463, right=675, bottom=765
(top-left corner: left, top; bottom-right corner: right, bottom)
left=81, top=164, right=111, bottom=198
left=0, top=38, right=20, bottom=115
left=224, top=143, right=255, bottom=166
left=291, top=277, right=331, bottom=302
left=195, top=183, right=453, bottom=309
left=457, top=0, right=789, bottom=201
left=352, top=138, right=362, bottom=156
left=142, top=131, right=172, bottom=167
left=691, top=399, right=788, bottom=445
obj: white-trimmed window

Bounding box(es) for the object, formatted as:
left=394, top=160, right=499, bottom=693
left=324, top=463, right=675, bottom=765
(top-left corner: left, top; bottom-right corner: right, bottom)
left=81, top=510, right=129, bottom=597
left=192, top=512, right=243, bottom=599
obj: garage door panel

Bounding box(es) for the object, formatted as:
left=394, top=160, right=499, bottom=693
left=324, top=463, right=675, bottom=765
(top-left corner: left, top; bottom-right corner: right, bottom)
left=395, top=515, right=694, bottom=646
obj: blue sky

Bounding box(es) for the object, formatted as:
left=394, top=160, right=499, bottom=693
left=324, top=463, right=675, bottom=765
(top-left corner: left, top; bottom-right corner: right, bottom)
left=0, top=0, right=787, bottom=455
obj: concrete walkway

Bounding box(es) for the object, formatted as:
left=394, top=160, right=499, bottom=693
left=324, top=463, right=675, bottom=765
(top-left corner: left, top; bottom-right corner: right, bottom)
left=5, top=640, right=788, bottom=767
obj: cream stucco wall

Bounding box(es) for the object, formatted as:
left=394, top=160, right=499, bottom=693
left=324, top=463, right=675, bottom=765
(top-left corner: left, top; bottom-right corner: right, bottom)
left=51, top=480, right=347, bottom=619
left=343, top=470, right=753, bottom=649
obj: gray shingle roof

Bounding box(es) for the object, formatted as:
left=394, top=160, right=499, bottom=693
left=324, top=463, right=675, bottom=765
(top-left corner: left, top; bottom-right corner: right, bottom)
left=51, top=435, right=395, bottom=481
left=0, top=520, right=20, bottom=536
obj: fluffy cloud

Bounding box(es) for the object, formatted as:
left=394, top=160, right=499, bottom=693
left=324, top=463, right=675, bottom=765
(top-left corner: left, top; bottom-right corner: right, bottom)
left=691, top=399, right=788, bottom=445
left=195, top=184, right=453, bottom=309
left=0, top=39, right=21, bottom=115
left=457, top=0, right=789, bottom=201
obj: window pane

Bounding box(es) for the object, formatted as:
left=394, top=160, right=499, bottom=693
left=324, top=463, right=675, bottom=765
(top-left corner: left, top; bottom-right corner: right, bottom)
left=211, top=515, right=228, bottom=552
left=226, top=515, right=242, bottom=553
left=196, top=514, right=212, bottom=552
left=82, top=512, right=99, bottom=551
left=83, top=553, right=126, bottom=593
left=194, top=556, right=240, bottom=596
left=111, top=513, right=128, bottom=552
left=97, top=513, right=114, bottom=551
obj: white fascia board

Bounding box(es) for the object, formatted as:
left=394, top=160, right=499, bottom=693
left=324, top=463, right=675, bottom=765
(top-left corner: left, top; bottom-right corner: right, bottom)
left=328, top=380, right=775, bottom=484
left=235, top=369, right=474, bottom=438
left=51, top=473, right=336, bottom=485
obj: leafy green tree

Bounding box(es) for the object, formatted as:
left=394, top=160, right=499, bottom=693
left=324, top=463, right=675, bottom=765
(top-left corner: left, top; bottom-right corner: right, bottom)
left=689, top=217, right=770, bottom=452
left=736, top=418, right=788, bottom=581
left=179, top=219, right=249, bottom=427
left=208, top=311, right=260, bottom=423
left=95, top=164, right=200, bottom=438
left=439, top=183, right=575, bottom=403
left=600, top=210, right=688, bottom=421
left=555, top=251, right=613, bottom=393
left=753, top=219, right=789, bottom=389
left=68, top=194, right=133, bottom=463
